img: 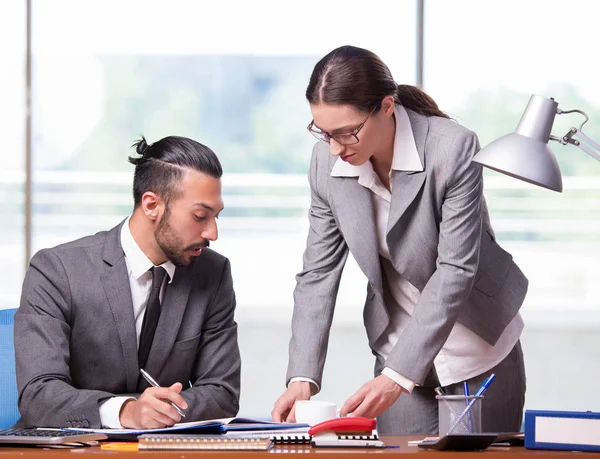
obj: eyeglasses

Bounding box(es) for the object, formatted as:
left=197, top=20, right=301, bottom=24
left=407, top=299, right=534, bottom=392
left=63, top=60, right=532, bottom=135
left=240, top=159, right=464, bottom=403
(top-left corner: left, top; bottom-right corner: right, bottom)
left=307, top=106, right=377, bottom=145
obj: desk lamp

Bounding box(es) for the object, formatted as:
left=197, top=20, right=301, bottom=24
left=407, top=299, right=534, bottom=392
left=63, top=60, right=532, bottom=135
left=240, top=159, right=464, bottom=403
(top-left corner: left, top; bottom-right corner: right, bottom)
left=472, top=94, right=600, bottom=192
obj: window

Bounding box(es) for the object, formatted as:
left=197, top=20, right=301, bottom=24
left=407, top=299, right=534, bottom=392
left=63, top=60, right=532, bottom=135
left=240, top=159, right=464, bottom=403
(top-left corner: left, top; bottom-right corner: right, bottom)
left=30, top=0, right=416, bottom=415
left=10, top=0, right=592, bottom=418
left=425, top=0, right=600, bottom=411
left=0, top=0, right=26, bottom=309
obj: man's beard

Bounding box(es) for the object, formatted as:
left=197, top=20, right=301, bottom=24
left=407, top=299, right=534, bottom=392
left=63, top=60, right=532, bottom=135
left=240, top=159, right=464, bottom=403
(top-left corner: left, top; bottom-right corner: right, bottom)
left=155, top=208, right=208, bottom=267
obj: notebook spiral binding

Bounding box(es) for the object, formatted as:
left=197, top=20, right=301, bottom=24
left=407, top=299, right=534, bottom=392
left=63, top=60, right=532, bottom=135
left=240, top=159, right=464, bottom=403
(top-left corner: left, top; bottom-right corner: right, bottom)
left=271, top=433, right=379, bottom=444
left=271, top=434, right=311, bottom=444
left=138, top=434, right=273, bottom=450
left=338, top=434, right=380, bottom=440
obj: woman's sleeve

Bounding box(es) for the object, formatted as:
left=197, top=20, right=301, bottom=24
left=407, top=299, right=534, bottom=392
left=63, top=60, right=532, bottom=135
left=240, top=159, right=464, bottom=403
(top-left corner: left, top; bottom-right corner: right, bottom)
left=285, top=143, right=349, bottom=389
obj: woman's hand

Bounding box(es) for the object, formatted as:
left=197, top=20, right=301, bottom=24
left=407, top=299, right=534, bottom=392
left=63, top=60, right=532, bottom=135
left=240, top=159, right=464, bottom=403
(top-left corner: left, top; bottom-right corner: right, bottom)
left=340, top=374, right=403, bottom=419
left=271, top=381, right=312, bottom=422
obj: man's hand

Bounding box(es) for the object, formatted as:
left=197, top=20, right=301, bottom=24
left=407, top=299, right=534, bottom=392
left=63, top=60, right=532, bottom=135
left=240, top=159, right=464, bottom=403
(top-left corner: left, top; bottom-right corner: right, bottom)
left=340, top=374, right=403, bottom=419
left=271, top=381, right=312, bottom=422
left=119, top=382, right=188, bottom=429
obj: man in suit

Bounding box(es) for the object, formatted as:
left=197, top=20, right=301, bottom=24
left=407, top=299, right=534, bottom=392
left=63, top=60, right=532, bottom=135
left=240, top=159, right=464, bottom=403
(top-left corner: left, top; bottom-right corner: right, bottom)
left=15, top=136, right=241, bottom=429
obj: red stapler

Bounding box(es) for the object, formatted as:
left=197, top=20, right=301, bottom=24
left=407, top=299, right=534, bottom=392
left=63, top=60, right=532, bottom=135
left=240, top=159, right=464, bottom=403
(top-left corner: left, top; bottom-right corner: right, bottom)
left=308, top=417, right=376, bottom=436
left=308, top=417, right=384, bottom=448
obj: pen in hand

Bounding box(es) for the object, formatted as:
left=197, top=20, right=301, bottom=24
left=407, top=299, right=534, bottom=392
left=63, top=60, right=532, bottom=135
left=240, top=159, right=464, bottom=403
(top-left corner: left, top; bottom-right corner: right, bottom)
left=139, top=368, right=187, bottom=419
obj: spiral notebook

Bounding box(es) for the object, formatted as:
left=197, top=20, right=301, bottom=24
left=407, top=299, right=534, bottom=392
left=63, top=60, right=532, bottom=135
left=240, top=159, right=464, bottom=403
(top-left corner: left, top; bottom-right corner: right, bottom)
left=138, top=434, right=273, bottom=451
left=229, top=432, right=380, bottom=446
left=223, top=427, right=310, bottom=443
left=311, top=433, right=385, bottom=448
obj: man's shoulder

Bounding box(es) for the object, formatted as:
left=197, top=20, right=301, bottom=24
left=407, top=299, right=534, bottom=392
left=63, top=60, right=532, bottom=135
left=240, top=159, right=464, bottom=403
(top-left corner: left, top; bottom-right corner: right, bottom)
left=32, top=226, right=116, bottom=265
left=57, top=231, right=109, bottom=250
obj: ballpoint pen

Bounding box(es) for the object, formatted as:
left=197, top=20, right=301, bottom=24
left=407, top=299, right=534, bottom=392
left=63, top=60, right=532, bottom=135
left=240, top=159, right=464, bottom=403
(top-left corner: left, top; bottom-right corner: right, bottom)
left=463, top=381, right=474, bottom=433
left=139, top=368, right=187, bottom=418
left=447, top=373, right=496, bottom=434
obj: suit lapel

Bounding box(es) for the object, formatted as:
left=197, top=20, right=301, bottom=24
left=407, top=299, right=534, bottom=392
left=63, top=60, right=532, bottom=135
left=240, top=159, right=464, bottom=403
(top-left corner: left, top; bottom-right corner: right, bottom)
left=100, top=222, right=139, bottom=393
left=328, top=157, right=383, bottom=295
left=386, top=109, right=429, bottom=235
left=142, top=267, right=191, bottom=379
left=387, top=171, right=426, bottom=234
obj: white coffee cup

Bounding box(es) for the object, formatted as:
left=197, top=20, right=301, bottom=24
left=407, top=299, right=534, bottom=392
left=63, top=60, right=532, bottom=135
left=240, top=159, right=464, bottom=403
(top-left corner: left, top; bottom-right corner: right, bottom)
left=294, top=400, right=337, bottom=426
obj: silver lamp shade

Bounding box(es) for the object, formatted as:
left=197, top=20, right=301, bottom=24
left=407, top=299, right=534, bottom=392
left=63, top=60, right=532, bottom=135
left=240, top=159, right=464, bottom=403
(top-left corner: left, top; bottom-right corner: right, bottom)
left=472, top=95, right=563, bottom=192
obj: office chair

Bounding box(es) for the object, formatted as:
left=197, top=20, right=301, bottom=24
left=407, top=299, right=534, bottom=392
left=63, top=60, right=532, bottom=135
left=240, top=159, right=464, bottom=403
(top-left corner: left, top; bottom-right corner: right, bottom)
left=0, top=308, right=20, bottom=428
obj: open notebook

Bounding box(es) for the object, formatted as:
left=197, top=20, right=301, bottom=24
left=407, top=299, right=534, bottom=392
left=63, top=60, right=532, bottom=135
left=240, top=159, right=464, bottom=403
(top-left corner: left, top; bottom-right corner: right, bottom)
left=64, top=417, right=308, bottom=436
left=226, top=430, right=312, bottom=444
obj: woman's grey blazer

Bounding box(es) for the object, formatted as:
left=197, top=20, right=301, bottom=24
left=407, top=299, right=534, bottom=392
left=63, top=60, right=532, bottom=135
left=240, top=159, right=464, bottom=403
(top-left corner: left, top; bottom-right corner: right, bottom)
left=286, top=108, right=528, bottom=387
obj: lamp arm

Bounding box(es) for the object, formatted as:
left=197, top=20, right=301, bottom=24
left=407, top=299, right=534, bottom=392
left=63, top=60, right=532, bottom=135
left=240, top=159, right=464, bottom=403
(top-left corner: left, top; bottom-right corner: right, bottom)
left=551, top=127, right=600, bottom=163
left=551, top=107, right=600, bottom=163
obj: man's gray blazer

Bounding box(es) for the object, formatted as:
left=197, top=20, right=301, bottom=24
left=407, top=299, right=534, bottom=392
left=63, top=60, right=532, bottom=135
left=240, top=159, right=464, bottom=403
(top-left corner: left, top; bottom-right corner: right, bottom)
left=287, top=108, right=528, bottom=387
left=15, top=221, right=241, bottom=428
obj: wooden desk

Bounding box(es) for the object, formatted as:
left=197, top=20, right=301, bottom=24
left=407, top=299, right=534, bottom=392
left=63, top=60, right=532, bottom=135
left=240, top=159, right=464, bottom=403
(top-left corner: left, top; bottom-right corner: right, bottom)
left=0, top=436, right=598, bottom=458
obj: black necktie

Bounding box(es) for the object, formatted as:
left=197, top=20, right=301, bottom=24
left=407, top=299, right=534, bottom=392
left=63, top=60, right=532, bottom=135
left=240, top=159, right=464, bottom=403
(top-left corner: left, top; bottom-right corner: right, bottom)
left=138, top=266, right=167, bottom=369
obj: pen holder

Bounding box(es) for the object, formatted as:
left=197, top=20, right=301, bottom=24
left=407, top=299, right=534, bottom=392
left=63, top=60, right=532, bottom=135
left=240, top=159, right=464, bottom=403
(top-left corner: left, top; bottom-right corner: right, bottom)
left=436, top=395, right=483, bottom=435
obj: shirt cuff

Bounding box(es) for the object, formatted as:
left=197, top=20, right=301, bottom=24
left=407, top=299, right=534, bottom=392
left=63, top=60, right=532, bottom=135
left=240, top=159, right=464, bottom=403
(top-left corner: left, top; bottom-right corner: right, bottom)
left=99, top=396, right=136, bottom=428
left=288, top=377, right=320, bottom=396
left=381, top=367, right=416, bottom=394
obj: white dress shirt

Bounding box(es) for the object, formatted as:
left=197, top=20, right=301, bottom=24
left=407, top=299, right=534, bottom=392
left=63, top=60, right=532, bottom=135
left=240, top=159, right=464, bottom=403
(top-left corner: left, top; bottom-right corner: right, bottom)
left=291, top=105, right=523, bottom=395
left=98, top=217, right=176, bottom=428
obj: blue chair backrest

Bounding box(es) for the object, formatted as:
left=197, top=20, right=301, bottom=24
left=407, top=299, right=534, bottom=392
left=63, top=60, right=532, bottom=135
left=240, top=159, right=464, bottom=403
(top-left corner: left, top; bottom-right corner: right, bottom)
left=0, top=308, right=19, bottom=428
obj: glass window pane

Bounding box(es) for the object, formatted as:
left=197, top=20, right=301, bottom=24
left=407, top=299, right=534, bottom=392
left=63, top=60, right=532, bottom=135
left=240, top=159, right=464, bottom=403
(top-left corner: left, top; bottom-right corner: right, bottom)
left=0, top=1, right=25, bottom=310
left=31, top=0, right=416, bottom=415
left=426, top=0, right=600, bottom=412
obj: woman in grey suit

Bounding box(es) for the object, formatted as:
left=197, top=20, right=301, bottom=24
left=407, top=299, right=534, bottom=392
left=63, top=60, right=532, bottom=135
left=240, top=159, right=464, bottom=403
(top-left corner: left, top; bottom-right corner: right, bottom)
left=272, top=46, right=527, bottom=435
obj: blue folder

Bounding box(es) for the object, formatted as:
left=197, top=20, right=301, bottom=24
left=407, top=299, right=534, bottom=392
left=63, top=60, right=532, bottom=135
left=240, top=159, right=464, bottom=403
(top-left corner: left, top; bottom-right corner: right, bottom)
left=524, top=409, right=600, bottom=452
